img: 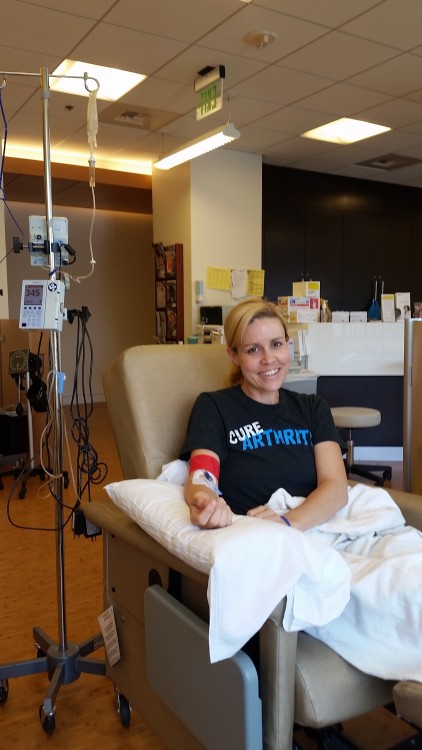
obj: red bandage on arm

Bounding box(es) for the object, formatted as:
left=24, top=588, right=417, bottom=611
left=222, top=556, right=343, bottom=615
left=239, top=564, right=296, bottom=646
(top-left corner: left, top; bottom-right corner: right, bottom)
left=189, top=453, right=220, bottom=480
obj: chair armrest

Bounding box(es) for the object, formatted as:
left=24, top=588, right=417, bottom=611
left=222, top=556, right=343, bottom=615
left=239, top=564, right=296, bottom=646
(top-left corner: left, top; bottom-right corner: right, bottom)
left=387, top=488, right=422, bottom=531
left=85, top=498, right=208, bottom=587
left=394, top=681, right=422, bottom=729
left=347, top=482, right=422, bottom=531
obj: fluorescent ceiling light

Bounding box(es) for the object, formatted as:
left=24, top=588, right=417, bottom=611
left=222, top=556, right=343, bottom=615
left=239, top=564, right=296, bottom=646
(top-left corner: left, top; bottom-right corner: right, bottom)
left=301, top=118, right=391, bottom=144
left=154, top=122, right=240, bottom=170
left=50, top=60, right=146, bottom=101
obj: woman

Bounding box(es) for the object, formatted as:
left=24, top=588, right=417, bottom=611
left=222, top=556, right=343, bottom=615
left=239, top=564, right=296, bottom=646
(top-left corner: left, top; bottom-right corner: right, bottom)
left=182, top=298, right=348, bottom=531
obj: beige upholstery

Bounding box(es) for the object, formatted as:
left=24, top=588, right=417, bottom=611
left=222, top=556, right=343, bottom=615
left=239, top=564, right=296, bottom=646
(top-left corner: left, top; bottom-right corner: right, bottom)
left=331, top=406, right=381, bottom=429
left=85, top=344, right=422, bottom=750
left=394, top=681, right=422, bottom=729
left=330, top=405, right=392, bottom=487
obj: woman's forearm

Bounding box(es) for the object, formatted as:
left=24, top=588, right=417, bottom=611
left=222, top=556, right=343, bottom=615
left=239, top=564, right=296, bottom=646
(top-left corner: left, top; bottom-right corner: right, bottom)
left=286, top=477, right=348, bottom=531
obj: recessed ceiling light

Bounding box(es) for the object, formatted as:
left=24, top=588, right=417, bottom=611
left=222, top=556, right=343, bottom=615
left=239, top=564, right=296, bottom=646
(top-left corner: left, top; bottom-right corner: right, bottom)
left=301, top=117, right=391, bottom=144
left=50, top=60, right=146, bottom=101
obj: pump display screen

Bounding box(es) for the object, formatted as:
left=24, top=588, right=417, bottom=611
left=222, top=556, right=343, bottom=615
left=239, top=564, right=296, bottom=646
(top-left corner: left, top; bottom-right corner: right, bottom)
left=23, top=283, right=44, bottom=307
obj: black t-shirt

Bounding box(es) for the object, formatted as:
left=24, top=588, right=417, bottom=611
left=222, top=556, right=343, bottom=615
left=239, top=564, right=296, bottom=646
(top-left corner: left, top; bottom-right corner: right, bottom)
left=180, top=385, right=342, bottom=515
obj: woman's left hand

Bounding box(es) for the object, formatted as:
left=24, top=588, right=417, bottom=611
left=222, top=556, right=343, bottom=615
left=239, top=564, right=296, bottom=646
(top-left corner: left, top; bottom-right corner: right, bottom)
left=247, top=505, right=287, bottom=525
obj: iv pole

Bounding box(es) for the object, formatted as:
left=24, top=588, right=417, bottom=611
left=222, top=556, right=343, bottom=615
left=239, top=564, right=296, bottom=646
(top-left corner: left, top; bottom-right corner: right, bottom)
left=0, top=67, right=106, bottom=733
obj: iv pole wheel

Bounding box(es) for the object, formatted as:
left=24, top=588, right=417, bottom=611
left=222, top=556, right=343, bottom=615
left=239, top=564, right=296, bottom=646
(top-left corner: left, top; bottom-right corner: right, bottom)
left=115, top=687, right=131, bottom=727
left=39, top=704, right=56, bottom=733
left=0, top=679, right=9, bottom=704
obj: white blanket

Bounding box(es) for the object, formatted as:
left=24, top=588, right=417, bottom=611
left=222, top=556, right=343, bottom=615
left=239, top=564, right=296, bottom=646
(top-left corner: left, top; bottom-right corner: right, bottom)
left=268, top=483, right=422, bottom=683
left=105, top=477, right=350, bottom=662
left=106, top=468, right=422, bottom=678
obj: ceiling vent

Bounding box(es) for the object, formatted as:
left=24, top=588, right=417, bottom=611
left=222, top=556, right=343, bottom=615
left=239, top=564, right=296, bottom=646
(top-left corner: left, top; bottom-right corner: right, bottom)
left=99, top=102, right=179, bottom=132
left=115, top=110, right=150, bottom=126
left=355, top=153, right=422, bottom=171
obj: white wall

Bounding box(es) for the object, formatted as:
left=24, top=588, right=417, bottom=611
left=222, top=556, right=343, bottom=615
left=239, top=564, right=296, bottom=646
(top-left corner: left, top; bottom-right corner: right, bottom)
left=190, top=149, right=262, bottom=321
left=4, top=202, right=154, bottom=401
left=152, top=149, right=262, bottom=336
left=151, top=162, right=192, bottom=338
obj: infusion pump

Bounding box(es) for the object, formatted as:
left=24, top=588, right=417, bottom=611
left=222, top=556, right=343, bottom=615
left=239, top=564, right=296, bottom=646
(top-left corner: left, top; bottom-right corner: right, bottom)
left=19, top=279, right=66, bottom=331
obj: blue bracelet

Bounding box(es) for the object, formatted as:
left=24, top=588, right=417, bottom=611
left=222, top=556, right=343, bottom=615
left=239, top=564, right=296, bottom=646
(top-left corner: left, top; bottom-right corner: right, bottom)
left=280, top=515, right=291, bottom=527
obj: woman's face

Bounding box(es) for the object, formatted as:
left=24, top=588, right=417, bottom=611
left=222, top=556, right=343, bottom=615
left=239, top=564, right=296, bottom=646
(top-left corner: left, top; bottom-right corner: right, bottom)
left=228, top=316, right=290, bottom=404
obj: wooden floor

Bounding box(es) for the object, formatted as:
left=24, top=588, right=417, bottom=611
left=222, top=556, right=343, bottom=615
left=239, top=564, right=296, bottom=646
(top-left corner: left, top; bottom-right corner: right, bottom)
left=0, top=403, right=417, bottom=749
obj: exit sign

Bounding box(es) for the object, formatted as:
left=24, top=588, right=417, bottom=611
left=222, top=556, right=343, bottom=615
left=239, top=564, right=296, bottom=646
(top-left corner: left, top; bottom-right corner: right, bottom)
left=195, top=65, right=225, bottom=121
left=196, top=79, right=223, bottom=120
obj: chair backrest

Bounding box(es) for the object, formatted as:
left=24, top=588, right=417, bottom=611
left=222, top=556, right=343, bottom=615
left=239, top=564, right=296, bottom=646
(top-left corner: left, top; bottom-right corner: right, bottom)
left=102, top=344, right=230, bottom=480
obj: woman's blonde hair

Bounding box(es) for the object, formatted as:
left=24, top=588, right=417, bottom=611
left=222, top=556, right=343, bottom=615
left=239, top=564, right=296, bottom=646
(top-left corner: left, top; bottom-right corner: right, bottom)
left=224, top=299, right=289, bottom=386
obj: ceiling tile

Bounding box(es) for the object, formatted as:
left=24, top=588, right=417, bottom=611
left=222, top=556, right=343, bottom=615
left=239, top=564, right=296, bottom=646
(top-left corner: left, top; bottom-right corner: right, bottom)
left=1, top=1, right=95, bottom=56
left=233, top=66, right=334, bottom=105
left=71, top=23, right=186, bottom=76
left=340, top=0, right=422, bottom=51
left=17, top=0, right=116, bottom=18
left=104, top=0, right=244, bottom=42
left=280, top=31, right=399, bottom=80
left=3, top=0, right=422, bottom=187
left=348, top=53, right=422, bottom=97
left=253, top=0, right=383, bottom=28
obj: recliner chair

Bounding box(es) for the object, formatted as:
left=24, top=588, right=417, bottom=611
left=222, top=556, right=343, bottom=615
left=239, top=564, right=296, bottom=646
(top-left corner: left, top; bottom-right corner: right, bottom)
left=85, top=344, right=422, bottom=750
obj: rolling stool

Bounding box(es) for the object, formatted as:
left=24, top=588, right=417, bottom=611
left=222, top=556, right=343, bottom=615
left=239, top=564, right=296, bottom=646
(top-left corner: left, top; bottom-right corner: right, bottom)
left=331, top=406, right=392, bottom=487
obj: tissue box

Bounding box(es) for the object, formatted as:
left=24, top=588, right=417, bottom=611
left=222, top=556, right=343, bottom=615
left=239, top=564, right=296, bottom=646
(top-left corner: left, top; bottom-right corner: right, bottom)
left=292, top=280, right=320, bottom=298
left=349, top=311, right=368, bottom=323
left=332, top=311, right=350, bottom=323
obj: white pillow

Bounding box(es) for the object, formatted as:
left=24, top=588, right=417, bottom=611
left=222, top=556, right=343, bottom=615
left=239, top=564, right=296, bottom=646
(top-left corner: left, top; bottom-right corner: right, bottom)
left=104, top=479, right=351, bottom=662
left=105, top=478, right=231, bottom=573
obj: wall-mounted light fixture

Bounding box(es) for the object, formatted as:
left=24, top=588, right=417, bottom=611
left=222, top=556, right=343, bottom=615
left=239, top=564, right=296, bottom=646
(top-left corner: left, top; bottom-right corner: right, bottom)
left=154, top=122, right=240, bottom=170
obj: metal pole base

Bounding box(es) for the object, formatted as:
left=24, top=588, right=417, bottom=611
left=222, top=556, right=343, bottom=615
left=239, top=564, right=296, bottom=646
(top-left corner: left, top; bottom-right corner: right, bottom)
left=0, top=625, right=106, bottom=732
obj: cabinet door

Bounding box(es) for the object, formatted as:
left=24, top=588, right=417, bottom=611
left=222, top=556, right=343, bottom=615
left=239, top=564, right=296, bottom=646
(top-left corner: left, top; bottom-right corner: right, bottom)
left=342, top=212, right=379, bottom=311
left=262, top=202, right=306, bottom=302
left=305, top=207, right=343, bottom=310
left=378, top=215, right=411, bottom=295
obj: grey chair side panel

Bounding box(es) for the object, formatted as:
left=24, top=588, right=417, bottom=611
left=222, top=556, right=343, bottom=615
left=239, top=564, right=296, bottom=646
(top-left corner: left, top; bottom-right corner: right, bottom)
left=144, top=586, right=263, bottom=750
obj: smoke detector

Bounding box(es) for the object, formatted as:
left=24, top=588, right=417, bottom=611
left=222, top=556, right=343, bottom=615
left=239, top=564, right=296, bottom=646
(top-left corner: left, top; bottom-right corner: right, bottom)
left=245, top=31, right=277, bottom=49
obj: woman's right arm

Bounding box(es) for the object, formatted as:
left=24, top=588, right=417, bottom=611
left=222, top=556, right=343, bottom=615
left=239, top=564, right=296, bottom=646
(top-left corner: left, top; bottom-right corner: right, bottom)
left=185, top=449, right=233, bottom=529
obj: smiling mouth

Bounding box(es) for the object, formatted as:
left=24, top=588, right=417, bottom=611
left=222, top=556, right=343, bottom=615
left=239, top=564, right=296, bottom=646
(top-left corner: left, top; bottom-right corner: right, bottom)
left=260, top=368, right=280, bottom=377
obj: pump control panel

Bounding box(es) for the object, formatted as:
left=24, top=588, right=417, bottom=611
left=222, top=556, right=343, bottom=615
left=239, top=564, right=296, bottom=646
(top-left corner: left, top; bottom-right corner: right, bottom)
left=19, top=279, right=65, bottom=331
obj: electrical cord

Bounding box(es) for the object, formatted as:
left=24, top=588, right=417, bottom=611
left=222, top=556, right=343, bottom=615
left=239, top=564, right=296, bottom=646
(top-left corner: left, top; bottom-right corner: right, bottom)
left=5, top=315, right=108, bottom=533
left=5, top=332, right=79, bottom=531
left=68, top=308, right=108, bottom=507
left=5, top=460, right=76, bottom=533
